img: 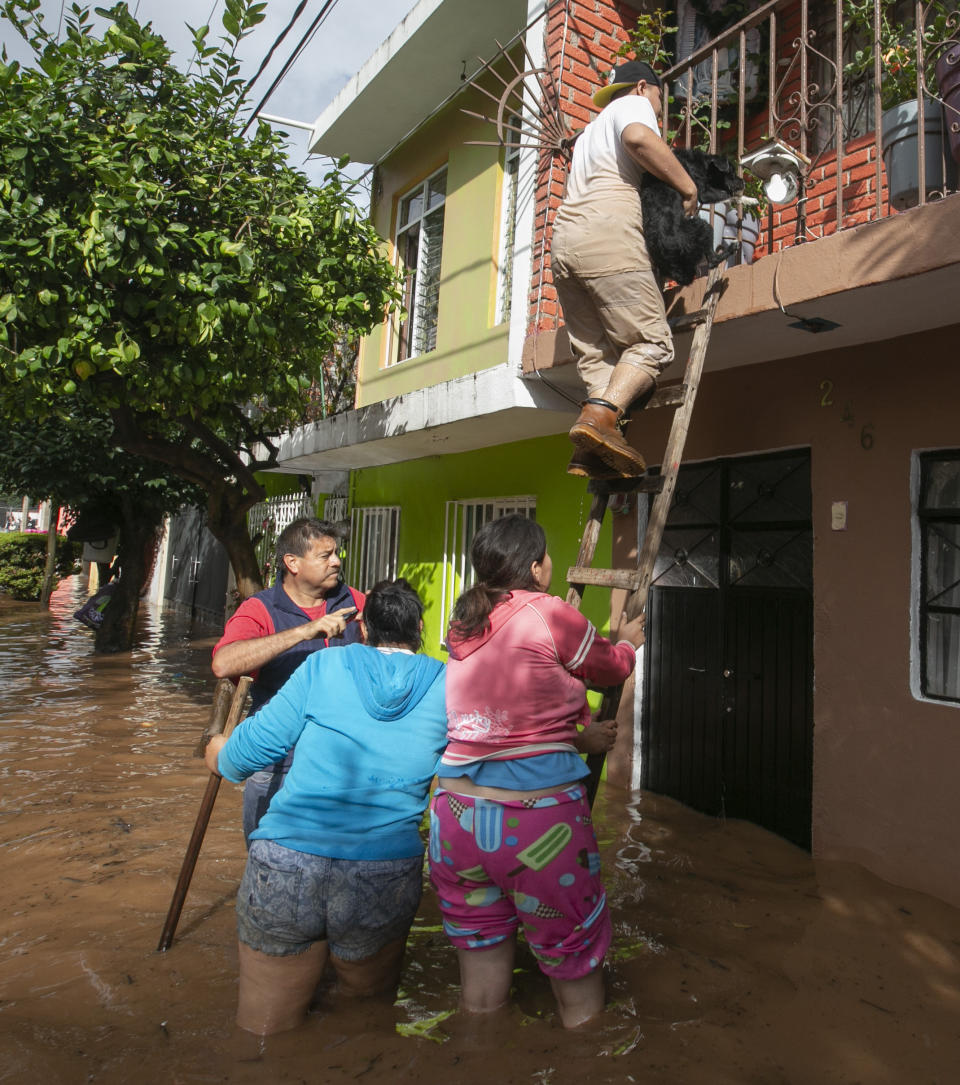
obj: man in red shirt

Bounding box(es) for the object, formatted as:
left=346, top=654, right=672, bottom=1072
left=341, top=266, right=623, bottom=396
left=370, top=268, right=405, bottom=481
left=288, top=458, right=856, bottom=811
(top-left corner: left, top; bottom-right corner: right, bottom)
left=212, top=517, right=364, bottom=842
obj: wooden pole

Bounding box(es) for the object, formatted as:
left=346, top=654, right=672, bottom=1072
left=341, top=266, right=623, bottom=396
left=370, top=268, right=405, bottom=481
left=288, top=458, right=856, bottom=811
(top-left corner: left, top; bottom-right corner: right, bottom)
left=157, top=675, right=252, bottom=952
left=194, top=677, right=238, bottom=758
left=39, top=512, right=58, bottom=608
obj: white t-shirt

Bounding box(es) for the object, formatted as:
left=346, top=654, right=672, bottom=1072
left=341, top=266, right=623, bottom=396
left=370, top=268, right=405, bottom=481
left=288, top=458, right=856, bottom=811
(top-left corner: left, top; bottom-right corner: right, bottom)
left=563, top=95, right=661, bottom=208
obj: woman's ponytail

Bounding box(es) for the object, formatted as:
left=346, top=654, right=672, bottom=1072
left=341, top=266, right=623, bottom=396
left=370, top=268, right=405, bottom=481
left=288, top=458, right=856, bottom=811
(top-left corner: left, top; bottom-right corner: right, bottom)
left=447, top=515, right=547, bottom=642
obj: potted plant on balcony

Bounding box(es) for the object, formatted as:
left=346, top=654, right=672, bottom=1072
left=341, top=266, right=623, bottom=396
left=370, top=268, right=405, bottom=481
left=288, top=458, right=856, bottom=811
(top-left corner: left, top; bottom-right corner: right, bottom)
left=843, top=0, right=959, bottom=208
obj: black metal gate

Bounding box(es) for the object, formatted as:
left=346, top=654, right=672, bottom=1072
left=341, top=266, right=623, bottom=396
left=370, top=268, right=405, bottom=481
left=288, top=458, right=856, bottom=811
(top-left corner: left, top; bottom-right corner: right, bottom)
left=641, top=450, right=813, bottom=849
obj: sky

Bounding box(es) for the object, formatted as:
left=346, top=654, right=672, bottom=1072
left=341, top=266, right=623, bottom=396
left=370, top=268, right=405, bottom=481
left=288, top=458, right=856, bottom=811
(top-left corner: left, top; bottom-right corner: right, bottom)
left=0, top=0, right=419, bottom=197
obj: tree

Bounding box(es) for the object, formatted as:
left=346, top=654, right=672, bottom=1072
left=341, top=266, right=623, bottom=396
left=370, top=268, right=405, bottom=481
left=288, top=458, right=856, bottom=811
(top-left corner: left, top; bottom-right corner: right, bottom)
left=0, top=0, right=401, bottom=598
left=0, top=405, right=204, bottom=651
left=303, top=333, right=361, bottom=422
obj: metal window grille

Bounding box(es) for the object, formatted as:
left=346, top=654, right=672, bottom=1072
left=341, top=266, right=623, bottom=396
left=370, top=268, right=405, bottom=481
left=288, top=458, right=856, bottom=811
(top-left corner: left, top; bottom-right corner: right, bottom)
left=247, top=493, right=313, bottom=585
left=347, top=506, right=401, bottom=591
left=324, top=496, right=349, bottom=523
left=395, top=167, right=447, bottom=362
left=918, top=452, right=960, bottom=704
left=440, top=496, right=537, bottom=647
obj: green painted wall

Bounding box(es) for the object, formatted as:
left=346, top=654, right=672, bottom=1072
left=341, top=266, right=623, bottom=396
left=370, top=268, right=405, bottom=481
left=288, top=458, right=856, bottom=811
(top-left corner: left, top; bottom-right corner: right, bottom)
left=258, top=473, right=304, bottom=500
left=357, top=90, right=509, bottom=407
left=350, top=433, right=615, bottom=660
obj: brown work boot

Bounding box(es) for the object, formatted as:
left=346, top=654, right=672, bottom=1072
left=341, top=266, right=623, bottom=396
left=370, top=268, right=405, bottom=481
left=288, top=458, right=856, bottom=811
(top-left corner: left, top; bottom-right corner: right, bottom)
left=567, top=448, right=626, bottom=480
left=569, top=400, right=646, bottom=476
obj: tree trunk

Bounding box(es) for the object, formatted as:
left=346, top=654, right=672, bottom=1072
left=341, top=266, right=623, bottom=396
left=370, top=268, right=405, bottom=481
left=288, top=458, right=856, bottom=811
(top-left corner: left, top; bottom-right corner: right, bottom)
left=204, top=490, right=264, bottom=601
left=94, top=498, right=161, bottom=654
left=214, top=515, right=263, bottom=601
left=39, top=514, right=58, bottom=608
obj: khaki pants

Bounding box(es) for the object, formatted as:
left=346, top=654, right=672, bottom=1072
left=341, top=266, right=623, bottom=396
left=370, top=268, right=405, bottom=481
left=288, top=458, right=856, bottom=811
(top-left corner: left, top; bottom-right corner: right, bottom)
left=551, top=196, right=673, bottom=400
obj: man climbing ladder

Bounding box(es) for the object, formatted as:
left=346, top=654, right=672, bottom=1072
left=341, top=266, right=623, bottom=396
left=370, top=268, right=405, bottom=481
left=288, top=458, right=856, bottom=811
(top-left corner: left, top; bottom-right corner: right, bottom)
left=552, top=60, right=699, bottom=480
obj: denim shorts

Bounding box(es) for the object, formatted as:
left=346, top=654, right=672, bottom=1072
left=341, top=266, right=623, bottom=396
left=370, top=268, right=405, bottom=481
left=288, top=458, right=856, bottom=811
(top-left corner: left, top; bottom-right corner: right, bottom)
left=237, top=839, right=423, bottom=960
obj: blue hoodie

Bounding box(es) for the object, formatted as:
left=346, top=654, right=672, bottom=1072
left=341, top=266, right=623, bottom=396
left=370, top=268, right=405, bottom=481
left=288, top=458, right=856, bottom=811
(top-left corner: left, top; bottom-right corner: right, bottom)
left=218, top=643, right=447, bottom=859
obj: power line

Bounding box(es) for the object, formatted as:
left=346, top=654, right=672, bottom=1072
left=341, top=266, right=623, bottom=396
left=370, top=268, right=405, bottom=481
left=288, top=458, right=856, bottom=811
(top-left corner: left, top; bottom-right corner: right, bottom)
left=240, top=0, right=342, bottom=137
left=186, top=0, right=222, bottom=77
left=238, top=0, right=310, bottom=104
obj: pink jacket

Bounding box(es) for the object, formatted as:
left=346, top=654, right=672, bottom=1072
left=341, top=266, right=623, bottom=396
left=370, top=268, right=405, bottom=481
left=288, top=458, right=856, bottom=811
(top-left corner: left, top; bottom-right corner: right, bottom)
left=443, top=590, right=636, bottom=766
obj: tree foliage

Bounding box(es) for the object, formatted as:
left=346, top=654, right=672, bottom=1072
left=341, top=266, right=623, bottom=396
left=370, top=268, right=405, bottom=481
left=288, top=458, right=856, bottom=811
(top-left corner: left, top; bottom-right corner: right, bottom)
left=0, top=0, right=401, bottom=597
left=0, top=531, right=79, bottom=600
left=0, top=404, right=204, bottom=647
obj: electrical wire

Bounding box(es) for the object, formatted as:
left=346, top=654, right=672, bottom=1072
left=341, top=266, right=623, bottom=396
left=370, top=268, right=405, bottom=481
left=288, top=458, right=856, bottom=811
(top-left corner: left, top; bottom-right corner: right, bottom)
left=237, top=0, right=310, bottom=105
left=186, top=0, right=221, bottom=77
left=240, top=0, right=342, bottom=137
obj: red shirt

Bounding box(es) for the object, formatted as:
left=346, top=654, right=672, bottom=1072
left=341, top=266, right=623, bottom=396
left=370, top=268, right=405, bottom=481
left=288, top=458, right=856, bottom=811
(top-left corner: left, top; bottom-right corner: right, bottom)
left=213, top=589, right=365, bottom=678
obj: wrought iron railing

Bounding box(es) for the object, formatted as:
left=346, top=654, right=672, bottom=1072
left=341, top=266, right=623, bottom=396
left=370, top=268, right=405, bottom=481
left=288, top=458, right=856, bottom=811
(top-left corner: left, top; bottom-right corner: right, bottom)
left=662, top=0, right=959, bottom=257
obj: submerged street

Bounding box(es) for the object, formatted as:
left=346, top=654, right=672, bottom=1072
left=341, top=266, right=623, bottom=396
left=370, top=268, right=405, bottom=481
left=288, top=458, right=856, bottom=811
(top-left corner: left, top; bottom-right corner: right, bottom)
left=0, top=578, right=958, bottom=1084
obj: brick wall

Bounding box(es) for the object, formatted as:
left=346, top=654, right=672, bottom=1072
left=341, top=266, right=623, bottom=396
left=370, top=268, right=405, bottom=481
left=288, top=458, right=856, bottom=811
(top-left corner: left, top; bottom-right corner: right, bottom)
left=527, top=0, right=638, bottom=335
left=526, top=0, right=900, bottom=332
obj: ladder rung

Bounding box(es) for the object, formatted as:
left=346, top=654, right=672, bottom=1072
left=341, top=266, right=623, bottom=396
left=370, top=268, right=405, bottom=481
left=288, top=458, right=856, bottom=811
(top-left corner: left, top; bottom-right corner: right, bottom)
left=567, top=566, right=643, bottom=591
left=668, top=308, right=709, bottom=333
left=648, top=384, right=686, bottom=409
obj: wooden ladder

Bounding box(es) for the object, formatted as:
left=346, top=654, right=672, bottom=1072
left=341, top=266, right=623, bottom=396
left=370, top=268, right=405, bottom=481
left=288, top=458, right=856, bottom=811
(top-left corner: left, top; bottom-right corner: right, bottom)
left=564, top=261, right=727, bottom=804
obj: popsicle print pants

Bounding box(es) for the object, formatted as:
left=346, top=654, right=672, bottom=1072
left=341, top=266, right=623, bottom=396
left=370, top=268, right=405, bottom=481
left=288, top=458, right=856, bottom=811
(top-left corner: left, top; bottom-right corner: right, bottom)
left=428, top=784, right=611, bottom=980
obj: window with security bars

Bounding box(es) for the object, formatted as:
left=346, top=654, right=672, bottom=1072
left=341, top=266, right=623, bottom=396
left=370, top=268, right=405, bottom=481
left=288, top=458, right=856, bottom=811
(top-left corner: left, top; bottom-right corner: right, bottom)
left=917, top=452, right=960, bottom=703
left=495, top=121, right=521, bottom=325
left=395, top=167, right=446, bottom=362
left=440, top=496, right=537, bottom=647
left=247, top=493, right=313, bottom=585
left=324, top=496, right=348, bottom=523
left=346, top=506, right=401, bottom=592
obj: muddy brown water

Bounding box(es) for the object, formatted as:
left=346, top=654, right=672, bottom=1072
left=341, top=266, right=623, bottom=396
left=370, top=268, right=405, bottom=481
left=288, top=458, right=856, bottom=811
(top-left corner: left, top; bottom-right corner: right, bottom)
left=1, top=578, right=959, bottom=1084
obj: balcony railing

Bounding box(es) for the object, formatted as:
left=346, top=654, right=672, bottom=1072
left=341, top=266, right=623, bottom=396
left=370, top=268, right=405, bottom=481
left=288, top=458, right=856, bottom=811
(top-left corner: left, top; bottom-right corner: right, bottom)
left=662, top=0, right=959, bottom=257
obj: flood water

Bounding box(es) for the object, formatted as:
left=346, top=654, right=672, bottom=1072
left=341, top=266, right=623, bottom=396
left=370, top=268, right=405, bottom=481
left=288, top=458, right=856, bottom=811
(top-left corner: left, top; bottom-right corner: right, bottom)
left=1, top=577, right=959, bottom=1084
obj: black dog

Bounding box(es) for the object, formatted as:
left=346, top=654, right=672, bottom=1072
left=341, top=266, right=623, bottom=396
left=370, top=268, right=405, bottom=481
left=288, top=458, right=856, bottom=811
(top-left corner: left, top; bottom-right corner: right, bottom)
left=640, top=149, right=745, bottom=286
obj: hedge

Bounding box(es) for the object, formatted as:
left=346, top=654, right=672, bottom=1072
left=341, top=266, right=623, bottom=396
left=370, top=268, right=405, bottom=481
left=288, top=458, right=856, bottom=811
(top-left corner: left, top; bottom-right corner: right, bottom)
left=0, top=532, right=80, bottom=601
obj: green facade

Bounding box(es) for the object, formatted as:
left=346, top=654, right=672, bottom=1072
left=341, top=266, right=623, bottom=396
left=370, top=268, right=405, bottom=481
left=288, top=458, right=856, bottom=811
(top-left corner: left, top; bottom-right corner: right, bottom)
left=348, top=433, right=614, bottom=659
left=357, top=88, right=510, bottom=406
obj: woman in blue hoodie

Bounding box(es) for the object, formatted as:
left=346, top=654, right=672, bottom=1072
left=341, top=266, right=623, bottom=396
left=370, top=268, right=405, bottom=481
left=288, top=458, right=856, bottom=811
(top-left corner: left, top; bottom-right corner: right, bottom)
left=205, top=579, right=446, bottom=1036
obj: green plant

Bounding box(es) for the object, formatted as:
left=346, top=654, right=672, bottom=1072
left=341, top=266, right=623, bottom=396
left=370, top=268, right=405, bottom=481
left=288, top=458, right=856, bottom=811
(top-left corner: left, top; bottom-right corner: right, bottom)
left=616, top=7, right=677, bottom=68
left=843, top=1, right=956, bottom=111
left=741, top=172, right=768, bottom=216
left=0, top=0, right=402, bottom=600
left=0, top=532, right=79, bottom=600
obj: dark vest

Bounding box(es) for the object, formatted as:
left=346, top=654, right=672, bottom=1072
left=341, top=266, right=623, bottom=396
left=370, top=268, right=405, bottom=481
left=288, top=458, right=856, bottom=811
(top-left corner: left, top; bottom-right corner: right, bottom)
left=249, top=579, right=362, bottom=713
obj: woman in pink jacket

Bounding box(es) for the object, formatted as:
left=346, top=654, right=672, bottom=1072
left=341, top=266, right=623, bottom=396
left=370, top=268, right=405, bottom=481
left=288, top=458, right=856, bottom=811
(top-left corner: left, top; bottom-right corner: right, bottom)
left=429, top=515, right=645, bottom=1028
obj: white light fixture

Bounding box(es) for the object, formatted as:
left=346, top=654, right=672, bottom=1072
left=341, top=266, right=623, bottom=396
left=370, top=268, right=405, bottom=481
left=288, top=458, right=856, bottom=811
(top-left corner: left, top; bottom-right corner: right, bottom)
left=741, top=140, right=810, bottom=206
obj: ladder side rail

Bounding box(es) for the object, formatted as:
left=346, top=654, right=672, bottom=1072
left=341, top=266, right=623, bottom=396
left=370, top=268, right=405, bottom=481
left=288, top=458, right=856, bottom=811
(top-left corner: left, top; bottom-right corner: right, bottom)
left=574, top=261, right=728, bottom=803
left=565, top=491, right=610, bottom=610
left=626, top=261, right=727, bottom=620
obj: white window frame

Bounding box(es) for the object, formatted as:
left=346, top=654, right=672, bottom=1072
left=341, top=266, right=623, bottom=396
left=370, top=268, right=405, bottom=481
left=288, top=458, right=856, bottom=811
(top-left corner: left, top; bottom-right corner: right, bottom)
left=495, top=120, right=522, bottom=325
left=347, top=505, right=401, bottom=592
left=392, top=166, right=447, bottom=364
left=439, top=496, right=537, bottom=648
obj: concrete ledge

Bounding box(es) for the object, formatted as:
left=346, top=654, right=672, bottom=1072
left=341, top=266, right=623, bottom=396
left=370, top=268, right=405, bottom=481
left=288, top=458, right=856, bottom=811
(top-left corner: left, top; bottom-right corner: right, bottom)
left=523, top=192, right=960, bottom=387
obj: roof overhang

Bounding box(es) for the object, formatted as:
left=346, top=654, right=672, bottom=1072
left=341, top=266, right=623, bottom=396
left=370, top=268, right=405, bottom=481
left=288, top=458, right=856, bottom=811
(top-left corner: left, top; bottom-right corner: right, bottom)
left=308, top=0, right=531, bottom=163
left=275, top=364, right=575, bottom=473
